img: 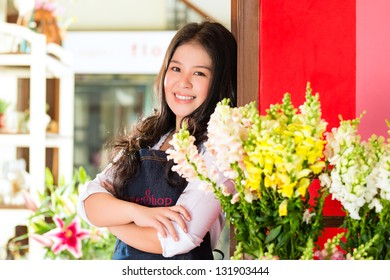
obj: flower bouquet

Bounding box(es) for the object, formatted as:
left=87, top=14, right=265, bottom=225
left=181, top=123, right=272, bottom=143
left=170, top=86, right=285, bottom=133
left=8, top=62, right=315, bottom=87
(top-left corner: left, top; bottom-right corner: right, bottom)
left=23, top=167, right=116, bottom=259
left=319, top=116, right=390, bottom=259
left=167, top=83, right=329, bottom=259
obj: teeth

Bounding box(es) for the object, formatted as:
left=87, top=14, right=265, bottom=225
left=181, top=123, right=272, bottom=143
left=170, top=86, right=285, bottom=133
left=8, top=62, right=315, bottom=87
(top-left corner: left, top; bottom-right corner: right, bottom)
left=175, top=94, right=194, bottom=100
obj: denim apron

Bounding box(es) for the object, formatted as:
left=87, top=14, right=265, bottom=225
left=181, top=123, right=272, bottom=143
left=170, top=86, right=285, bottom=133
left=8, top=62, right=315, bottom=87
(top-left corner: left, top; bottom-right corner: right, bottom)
left=112, top=149, right=213, bottom=260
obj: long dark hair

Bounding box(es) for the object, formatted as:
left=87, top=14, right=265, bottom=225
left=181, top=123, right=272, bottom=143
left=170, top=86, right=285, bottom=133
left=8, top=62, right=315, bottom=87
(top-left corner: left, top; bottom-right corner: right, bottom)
left=107, top=21, right=237, bottom=198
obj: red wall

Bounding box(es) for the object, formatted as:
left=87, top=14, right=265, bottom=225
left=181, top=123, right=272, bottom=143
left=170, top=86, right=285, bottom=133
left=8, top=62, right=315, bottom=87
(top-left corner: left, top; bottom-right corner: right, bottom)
left=259, top=0, right=356, bottom=130
left=356, top=0, right=390, bottom=140
left=258, top=0, right=357, bottom=243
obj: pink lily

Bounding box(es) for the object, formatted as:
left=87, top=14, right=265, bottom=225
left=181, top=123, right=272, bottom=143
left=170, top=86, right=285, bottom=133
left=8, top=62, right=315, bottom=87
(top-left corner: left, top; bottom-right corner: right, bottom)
left=30, top=233, right=54, bottom=247
left=22, top=190, right=39, bottom=212
left=44, top=215, right=90, bottom=259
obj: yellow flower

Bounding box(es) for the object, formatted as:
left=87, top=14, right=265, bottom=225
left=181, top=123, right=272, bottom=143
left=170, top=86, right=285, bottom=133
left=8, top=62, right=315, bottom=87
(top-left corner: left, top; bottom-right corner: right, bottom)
left=279, top=199, right=288, bottom=216
left=245, top=163, right=262, bottom=192
left=264, top=156, right=274, bottom=174
left=293, top=131, right=304, bottom=144
left=264, top=174, right=276, bottom=189
left=278, top=174, right=296, bottom=198
left=246, top=150, right=263, bottom=166
left=284, top=161, right=298, bottom=174
left=296, top=168, right=312, bottom=180
left=296, top=144, right=310, bottom=158
left=310, top=161, right=326, bottom=174
left=296, top=177, right=310, bottom=197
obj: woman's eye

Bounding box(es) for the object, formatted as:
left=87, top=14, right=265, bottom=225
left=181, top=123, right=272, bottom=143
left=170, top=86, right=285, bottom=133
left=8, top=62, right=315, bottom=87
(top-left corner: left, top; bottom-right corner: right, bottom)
left=172, top=66, right=180, bottom=72
left=194, top=71, right=206, bottom=76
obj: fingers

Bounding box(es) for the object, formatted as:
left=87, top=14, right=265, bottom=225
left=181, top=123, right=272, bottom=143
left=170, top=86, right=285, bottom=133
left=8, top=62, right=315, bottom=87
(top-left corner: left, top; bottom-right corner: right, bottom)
left=158, top=215, right=180, bottom=241
left=171, top=205, right=191, bottom=222
left=147, top=215, right=181, bottom=241
left=156, top=206, right=191, bottom=241
left=153, top=221, right=169, bottom=239
left=132, top=204, right=191, bottom=241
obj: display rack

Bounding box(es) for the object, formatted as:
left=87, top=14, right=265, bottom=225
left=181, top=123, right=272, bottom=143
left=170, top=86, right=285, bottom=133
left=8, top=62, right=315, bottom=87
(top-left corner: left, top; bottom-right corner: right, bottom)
left=0, top=22, right=74, bottom=207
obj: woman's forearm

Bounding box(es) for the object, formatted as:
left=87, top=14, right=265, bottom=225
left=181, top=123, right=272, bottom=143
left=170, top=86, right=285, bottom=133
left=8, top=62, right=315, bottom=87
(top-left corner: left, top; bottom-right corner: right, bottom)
left=84, top=193, right=137, bottom=227
left=108, top=224, right=163, bottom=254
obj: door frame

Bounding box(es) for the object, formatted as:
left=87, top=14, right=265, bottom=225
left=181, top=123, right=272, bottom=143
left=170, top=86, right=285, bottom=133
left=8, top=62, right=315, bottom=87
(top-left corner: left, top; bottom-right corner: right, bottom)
left=231, top=0, right=259, bottom=106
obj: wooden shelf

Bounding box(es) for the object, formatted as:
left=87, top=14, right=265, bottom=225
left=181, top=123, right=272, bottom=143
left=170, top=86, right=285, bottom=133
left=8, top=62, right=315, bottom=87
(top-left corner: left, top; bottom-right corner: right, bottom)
left=0, top=22, right=75, bottom=204
left=0, top=132, right=73, bottom=148
left=0, top=204, right=27, bottom=210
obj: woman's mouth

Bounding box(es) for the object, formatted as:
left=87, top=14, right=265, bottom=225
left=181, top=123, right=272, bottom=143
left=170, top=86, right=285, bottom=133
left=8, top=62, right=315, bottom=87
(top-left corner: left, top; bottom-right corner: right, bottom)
left=174, top=93, right=195, bottom=101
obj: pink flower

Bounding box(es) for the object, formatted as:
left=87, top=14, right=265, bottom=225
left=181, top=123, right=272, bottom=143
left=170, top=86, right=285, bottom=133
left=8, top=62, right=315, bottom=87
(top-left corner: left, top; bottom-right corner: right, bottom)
left=313, top=250, right=325, bottom=260
left=44, top=216, right=90, bottom=259
left=30, top=233, right=53, bottom=247
left=22, top=190, right=39, bottom=212
left=330, top=250, right=345, bottom=260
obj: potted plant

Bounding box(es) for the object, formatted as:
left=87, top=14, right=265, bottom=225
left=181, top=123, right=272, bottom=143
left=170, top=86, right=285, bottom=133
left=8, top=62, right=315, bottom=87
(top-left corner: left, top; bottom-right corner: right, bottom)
left=0, top=98, right=11, bottom=128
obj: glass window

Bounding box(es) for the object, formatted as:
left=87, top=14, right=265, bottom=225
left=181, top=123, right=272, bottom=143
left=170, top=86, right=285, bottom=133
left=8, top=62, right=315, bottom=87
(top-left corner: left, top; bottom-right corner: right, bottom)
left=73, top=74, right=156, bottom=177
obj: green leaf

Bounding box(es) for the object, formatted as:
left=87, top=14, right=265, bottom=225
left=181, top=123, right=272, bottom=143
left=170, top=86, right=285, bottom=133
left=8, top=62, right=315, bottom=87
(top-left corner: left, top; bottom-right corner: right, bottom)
left=265, top=225, right=282, bottom=244
left=45, top=167, right=54, bottom=187
left=276, top=231, right=291, bottom=251
left=58, top=175, right=66, bottom=187
left=78, top=166, right=88, bottom=184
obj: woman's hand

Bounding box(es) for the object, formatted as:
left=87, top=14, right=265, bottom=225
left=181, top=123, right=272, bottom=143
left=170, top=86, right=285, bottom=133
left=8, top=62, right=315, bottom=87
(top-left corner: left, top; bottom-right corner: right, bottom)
left=100, top=180, right=191, bottom=240
left=131, top=203, right=191, bottom=241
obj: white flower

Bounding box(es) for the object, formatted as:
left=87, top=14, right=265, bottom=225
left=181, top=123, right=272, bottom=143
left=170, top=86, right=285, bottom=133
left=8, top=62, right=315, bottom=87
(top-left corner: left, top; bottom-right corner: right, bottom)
left=302, top=209, right=316, bottom=224
left=323, top=117, right=389, bottom=220
left=244, top=188, right=258, bottom=203
left=319, top=173, right=331, bottom=189
left=231, top=193, right=240, bottom=204
left=205, top=101, right=249, bottom=177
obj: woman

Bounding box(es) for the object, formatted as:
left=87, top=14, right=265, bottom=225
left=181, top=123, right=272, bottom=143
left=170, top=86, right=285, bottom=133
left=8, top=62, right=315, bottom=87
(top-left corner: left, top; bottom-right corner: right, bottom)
left=77, top=21, right=237, bottom=259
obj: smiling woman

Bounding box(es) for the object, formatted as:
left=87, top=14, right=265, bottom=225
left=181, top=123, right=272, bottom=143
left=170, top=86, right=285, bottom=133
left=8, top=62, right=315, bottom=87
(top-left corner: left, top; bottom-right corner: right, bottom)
left=77, top=20, right=237, bottom=260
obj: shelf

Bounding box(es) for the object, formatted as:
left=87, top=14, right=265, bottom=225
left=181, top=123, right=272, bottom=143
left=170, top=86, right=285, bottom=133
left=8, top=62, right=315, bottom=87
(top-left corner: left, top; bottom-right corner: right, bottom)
left=0, top=52, right=73, bottom=78
left=0, top=204, right=27, bottom=210
left=0, top=133, right=73, bottom=148
left=0, top=23, right=73, bottom=79
left=46, top=133, right=73, bottom=148
left=0, top=22, right=75, bottom=192
left=0, top=53, right=33, bottom=66
left=0, top=22, right=75, bottom=261
left=0, top=133, right=32, bottom=147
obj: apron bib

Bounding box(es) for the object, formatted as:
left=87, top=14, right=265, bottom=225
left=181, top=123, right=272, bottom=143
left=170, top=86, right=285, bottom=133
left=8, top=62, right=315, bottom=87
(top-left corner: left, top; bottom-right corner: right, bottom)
left=112, top=149, right=213, bottom=260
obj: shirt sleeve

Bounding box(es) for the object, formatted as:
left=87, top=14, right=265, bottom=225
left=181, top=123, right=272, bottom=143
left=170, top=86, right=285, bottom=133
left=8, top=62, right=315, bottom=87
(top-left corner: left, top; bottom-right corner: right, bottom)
left=158, top=149, right=235, bottom=258
left=76, top=163, right=114, bottom=226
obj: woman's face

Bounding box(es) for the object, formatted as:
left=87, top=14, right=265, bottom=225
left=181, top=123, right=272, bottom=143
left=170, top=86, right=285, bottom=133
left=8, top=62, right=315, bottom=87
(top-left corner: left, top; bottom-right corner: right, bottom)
left=164, top=42, right=212, bottom=128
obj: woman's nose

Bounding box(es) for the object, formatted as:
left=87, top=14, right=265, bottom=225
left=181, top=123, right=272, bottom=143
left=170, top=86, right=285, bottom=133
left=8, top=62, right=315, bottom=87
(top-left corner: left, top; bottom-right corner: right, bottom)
left=178, top=74, right=192, bottom=88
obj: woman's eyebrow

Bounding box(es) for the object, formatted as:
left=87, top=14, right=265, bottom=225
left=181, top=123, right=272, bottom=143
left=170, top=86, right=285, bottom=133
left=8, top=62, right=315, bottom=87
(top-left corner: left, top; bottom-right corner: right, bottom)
left=170, top=59, right=211, bottom=71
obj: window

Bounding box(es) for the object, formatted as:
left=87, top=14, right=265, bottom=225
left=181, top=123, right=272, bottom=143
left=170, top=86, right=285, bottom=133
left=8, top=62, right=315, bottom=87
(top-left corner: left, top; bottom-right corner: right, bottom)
left=73, top=74, right=156, bottom=177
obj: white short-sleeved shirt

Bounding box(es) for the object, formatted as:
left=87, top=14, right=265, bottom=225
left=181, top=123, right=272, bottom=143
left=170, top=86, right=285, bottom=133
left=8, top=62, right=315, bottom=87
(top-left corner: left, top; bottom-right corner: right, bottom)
left=77, top=132, right=234, bottom=257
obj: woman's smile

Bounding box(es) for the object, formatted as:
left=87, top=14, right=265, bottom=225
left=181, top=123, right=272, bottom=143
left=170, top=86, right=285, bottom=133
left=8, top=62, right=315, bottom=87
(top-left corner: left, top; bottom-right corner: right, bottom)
left=174, top=92, right=196, bottom=101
